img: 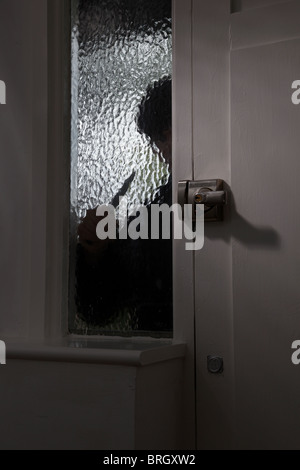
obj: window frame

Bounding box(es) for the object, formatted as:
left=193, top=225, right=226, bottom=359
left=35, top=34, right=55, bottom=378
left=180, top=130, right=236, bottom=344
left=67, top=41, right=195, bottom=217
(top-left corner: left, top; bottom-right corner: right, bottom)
left=46, top=0, right=196, bottom=346
left=46, top=0, right=195, bottom=346
left=46, top=0, right=71, bottom=338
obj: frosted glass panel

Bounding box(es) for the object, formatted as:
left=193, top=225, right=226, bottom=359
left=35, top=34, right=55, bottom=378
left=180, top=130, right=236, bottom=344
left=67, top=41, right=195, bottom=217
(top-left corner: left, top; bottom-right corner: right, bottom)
left=70, top=0, right=172, bottom=336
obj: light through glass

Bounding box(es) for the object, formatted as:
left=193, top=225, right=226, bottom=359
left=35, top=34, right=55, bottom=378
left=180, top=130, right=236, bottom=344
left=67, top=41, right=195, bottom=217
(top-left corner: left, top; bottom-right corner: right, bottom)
left=70, top=0, right=172, bottom=336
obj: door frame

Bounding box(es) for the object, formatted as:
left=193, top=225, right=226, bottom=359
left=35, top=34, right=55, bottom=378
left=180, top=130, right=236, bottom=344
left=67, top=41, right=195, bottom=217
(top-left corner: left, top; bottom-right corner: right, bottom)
left=173, top=0, right=236, bottom=449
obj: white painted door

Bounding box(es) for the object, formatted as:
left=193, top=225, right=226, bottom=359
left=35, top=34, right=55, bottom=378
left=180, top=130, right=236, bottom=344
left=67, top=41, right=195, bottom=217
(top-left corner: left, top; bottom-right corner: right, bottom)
left=174, top=0, right=300, bottom=450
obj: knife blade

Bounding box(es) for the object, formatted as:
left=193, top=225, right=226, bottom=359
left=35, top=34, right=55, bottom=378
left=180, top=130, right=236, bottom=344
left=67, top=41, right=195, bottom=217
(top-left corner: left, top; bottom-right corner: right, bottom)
left=110, top=171, right=136, bottom=209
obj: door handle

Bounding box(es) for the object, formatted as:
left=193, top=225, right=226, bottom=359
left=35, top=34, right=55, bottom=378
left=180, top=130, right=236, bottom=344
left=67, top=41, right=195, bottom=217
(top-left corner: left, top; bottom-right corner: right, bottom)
left=178, top=179, right=227, bottom=222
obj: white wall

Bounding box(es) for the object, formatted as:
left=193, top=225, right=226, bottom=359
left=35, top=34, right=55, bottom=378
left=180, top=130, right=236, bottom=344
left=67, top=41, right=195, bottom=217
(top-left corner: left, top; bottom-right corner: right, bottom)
left=0, top=358, right=184, bottom=450
left=0, top=360, right=136, bottom=450
left=0, top=0, right=48, bottom=338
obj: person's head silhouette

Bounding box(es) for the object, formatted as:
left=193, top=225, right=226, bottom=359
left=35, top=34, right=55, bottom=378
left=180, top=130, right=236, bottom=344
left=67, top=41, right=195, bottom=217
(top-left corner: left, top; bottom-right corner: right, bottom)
left=137, top=76, right=172, bottom=168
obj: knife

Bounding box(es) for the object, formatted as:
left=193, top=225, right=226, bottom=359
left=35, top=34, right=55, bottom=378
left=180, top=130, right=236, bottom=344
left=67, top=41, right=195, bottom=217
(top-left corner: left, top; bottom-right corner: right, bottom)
left=110, top=171, right=136, bottom=209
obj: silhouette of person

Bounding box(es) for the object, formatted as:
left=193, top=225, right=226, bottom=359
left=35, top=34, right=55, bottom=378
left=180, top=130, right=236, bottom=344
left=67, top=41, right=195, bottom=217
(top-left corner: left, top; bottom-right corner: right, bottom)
left=76, top=76, right=172, bottom=332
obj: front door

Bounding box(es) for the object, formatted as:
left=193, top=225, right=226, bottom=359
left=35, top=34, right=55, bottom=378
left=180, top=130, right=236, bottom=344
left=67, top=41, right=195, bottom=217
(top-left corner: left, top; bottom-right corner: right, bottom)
left=174, top=0, right=300, bottom=450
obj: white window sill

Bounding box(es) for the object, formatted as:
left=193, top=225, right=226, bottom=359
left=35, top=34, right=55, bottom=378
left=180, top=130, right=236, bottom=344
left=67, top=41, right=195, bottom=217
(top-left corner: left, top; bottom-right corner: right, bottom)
left=4, top=336, right=186, bottom=367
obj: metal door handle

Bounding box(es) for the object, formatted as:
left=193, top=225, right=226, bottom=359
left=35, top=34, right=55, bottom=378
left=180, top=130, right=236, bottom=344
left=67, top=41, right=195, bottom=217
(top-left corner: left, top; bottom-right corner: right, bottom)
left=178, top=179, right=228, bottom=222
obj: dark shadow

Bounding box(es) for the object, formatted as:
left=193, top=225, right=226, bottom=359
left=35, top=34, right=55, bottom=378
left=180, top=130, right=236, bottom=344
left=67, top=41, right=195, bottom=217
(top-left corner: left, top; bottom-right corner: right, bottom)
left=205, top=184, right=281, bottom=250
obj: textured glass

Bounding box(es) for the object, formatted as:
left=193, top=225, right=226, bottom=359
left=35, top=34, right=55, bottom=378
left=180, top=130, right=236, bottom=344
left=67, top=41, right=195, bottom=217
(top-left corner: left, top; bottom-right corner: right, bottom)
left=70, top=0, right=172, bottom=336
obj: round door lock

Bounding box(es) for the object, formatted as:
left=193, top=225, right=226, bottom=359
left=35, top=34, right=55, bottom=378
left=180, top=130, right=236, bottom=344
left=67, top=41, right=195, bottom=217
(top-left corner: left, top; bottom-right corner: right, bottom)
left=207, top=356, right=224, bottom=374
